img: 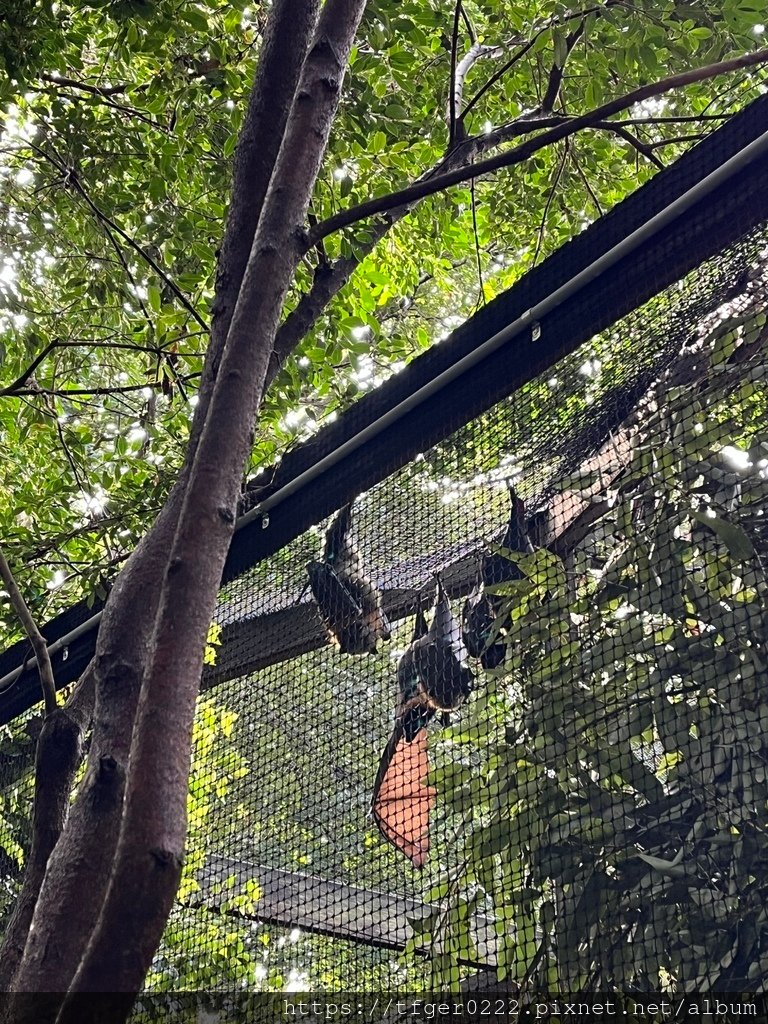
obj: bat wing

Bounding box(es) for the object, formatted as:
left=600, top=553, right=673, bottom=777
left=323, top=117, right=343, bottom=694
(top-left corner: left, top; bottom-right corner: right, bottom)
left=462, top=586, right=494, bottom=658
left=307, top=561, right=369, bottom=651
left=463, top=588, right=506, bottom=668
left=308, top=560, right=363, bottom=617
left=373, top=606, right=392, bottom=642
left=371, top=720, right=436, bottom=868
left=357, top=578, right=392, bottom=643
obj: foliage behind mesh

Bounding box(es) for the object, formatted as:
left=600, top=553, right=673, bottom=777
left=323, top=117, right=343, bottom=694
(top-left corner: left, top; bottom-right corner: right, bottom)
left=156, top=223, right=768, bottom=994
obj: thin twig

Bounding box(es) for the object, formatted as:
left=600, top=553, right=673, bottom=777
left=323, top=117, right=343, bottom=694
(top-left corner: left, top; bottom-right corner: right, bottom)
left=463, top=1, right=622, bottom=119
left=569, top=139, right=604, bottom=216
left=540, top=21, right=585, bottom=112
left=532, top=138, right=570, bottom=266
left=610, top=124, right=665, bottom=169
left=39, top=73, right=127, bottom=97
left=2, top=377, right=198, bottom=399
left=469, top=178, right=485, bottom=309
left=459, top=5, right=475, bottom=44
left=25, top=141, right=206, bottom=330
left=33, top=81, right=164, bottom=129
left=448, top=0, right=462, bottom=146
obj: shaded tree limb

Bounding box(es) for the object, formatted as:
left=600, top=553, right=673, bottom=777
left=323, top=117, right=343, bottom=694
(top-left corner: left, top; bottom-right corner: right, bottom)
left=462, top=0, right=623, bottom=120
left=1, top=380, right=198, bottom=399
left=31, top=82, right=165, bottom=129
left=268, top=97, right=498, bottom=382
left=5, top=1, right=322, bottom=1008
left=469, top=177, right=486, bottom=308
left=459, top=4, right=475, bottom=46
left=610, top=124, right=665, bottom=170
left=185, top=0, right=321, bottom=459
left=7, top=504, right=182, bottom=1008
left=64, top=173, right=206, bottom=331
left=0, top=670, right=95, bottom=994
left=462, top=34, right=540, bottom=123
left=53, top=416, right=86, bottom=494
left=55, top=0, right=366, bottom=1014
left=479, top=112, right=730, bottom=151
left=450, top=41, right=504, bottom=145
left=540, top=21, right=584, bottom=112
left=0, top=339, right=199, bottom=400
left=0, top=549, right=57, bottom=716
left=309, top=47, right=768, bottom=244
left=25, top=140, right=194, bottom=330
left=532, top=138, right=570, bottom=267
left=448, top=0, right=462, bottom=146
left=39, top=74, right=126, bottom=97
left=266, top=78, right=751, bottom=387
left=569, top=139, right=605, bottom=216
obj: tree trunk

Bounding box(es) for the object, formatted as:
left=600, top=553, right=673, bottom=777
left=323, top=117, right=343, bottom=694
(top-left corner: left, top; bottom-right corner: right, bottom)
left=4, top=2, right=367, bottom=1020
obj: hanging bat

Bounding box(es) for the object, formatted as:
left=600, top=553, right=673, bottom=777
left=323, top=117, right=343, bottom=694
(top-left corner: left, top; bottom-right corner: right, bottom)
left=307, top=503, right=391, bottom=655
left=372, top=582, right=473, bottom=867
left=463, top=484, right=533, bottom=669
left=397, top=578, right=474, bottom=739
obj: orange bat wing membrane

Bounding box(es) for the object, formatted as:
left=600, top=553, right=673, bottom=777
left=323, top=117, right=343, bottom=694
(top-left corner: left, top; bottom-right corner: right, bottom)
left=371, top=724, right=436, bottom=868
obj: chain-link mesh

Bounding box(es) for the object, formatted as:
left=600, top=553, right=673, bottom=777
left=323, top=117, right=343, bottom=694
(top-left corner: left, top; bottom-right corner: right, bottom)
left=2, top=125, right=768, bottom=1015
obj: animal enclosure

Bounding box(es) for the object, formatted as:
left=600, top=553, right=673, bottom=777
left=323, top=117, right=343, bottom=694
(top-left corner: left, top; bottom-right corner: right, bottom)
left=2, top=96, right=768, bottom=1014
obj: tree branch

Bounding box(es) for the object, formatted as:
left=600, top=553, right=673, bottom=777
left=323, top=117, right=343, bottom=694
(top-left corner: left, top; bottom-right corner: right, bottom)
left=0, top=669, right=95, bottom=994
left=32, top=81, right=165, bottom=129
left=462, top=0, right=623, bottom=120
left=26, top=141, right=202, bottom=329
left=0, top=548, right=57, bottom=716
left=540, top=21, right=584, bottom=112
left=610, top=123, right=665, bottom=169
left=0, top=340, right=59, bottom=395
left=268, top=102, right=498, bottom=383
left=266, top=62, right=762, bottom=386
left=0, top=335, right=198, bottom=399
left=8, top=5, right=323, bottom=1004
left=0, top=338, right=189, bottom=398
left=2, top=380, right=198, bottom=399
left=39, top=74, right=127, bottom=97
left=462, top=35, right=540, bottom=123
left=477, top=111, right=731, bottom=153
left=309, top=47, right=768, bottom=244
left=185, top=0, right=321, bottom=461
left=450, top=41, right=504, bottom=143
left=532, top=138, right=570, bottom=266
left=569, top=139, right=604, bottom=216
left=459, top=5, right=476, bottom=45
left=66, top=175, right=206, bottom=331
left=448, top=0, right=462, bottom=146
left=469, top=177, right=485, bottom=308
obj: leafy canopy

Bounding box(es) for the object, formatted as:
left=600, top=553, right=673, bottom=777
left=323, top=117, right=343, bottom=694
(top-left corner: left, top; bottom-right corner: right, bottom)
left=0, top=0, right=765, bottom=642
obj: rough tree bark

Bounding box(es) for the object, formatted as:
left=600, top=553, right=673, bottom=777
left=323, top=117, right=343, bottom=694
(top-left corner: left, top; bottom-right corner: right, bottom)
left=57, top=1, right=367, bottom=1015
left=0, top=672, right=94, bottom=993
left=3, top=0, right=324, bottom=1015
left=4, top=0, right=367, bottom=1021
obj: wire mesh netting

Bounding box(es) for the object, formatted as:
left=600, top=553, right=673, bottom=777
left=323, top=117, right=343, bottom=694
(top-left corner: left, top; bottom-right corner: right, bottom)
left=2, top=147, right=768, bottom=1015
left=167, top=222, right=768, bottom=995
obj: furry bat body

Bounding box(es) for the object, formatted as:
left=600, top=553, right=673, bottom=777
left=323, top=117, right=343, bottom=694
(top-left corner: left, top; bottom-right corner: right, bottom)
left=307, top=503, right=391, bottom=655
left=463, top=485, right=533, bottom=669
left=372, top=581, right=473, bottom=866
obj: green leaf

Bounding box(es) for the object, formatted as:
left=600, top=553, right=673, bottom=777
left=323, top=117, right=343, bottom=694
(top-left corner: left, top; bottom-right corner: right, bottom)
left=690, top=511, right=755, bottom=560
